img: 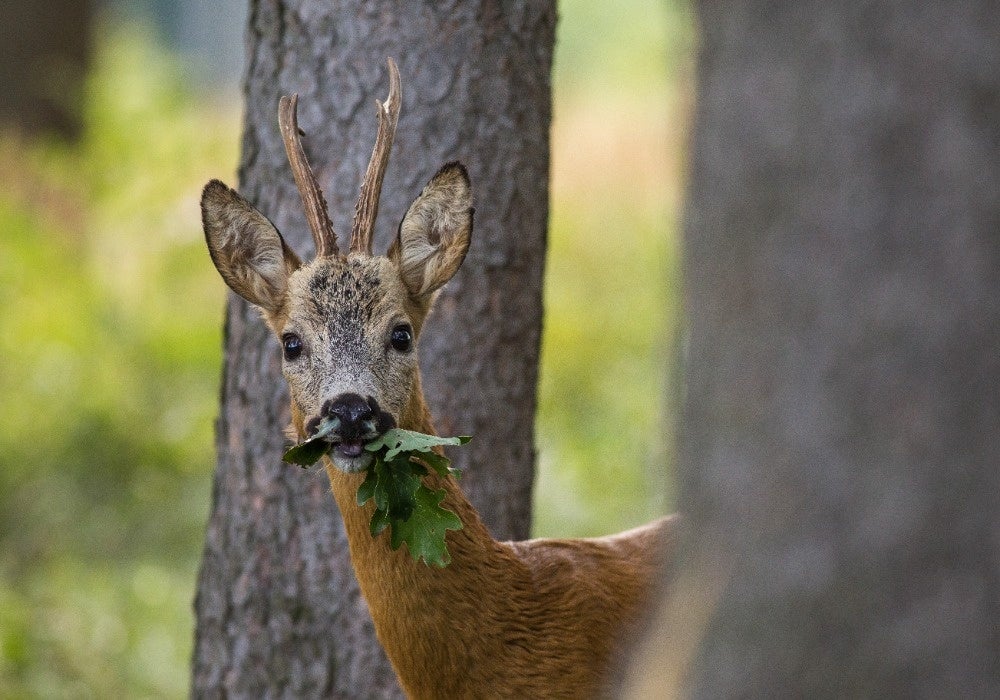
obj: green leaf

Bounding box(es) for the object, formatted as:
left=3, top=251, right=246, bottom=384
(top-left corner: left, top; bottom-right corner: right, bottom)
left=413, top=450, right=460, bottom=479
left=369, top=508, right=390, bottom=537
left=365, top=428, right=471, bottom=461
left=357, top=467, right=378, bottom=506
left=388, top=485, right=464, bottom=568
left=281, top=416, right=340, bottom=467
left=381, top=457, right=421, bottom=521
left=358, top=456, right=422, bottom=535
left=282, top=439, right=331, bottom=467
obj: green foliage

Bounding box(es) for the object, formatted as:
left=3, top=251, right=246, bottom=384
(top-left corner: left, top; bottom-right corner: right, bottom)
left=284, top=427, right=468, bottom=567
left=358, top=454, right=424, bottom=525
left=359, top=430, right=468, bottom=567
left=281, top=416, right=341, bottom=466
left=0, top=21, right=237, bottom=698
left=383, top=485, right=463, bottom=568
left=533, top=0, right=692, bottom=537
left=365, top=429, right=470, bottom=465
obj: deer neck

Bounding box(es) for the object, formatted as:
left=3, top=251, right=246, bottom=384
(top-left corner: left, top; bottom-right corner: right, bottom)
left=321, top=377, right=529, bottom=696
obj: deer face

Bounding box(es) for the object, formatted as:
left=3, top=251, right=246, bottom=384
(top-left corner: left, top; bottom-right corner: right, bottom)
left=201, top=162, right=472, bottom=472
left=279, top=255, right=420, bottom=471
left=200, top=61, right=472, bottom=472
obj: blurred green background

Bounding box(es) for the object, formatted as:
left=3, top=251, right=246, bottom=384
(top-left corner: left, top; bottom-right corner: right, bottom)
left=0, top=1, right=693, bottom=695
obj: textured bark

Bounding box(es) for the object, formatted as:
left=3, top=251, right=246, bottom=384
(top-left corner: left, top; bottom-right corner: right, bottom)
left=191, top=2, right=554, bottom=696
left=623, top=1, right=1000, bottom=697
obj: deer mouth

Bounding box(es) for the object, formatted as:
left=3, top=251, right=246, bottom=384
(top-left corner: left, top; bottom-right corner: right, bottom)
left=329, top=440, right=374, bottom=473
left=334, top=440, right=366, bottom=458
left=316, top=429, right=381, bottom=474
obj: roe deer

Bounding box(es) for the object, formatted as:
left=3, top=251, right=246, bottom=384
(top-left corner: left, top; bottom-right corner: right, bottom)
left=201, top=59, right=677, bottom=699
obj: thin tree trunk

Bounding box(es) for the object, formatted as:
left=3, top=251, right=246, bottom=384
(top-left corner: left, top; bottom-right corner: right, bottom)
left=624, top=1, right=1000, bottom=697
left=191, top=2, right=555, bottom=696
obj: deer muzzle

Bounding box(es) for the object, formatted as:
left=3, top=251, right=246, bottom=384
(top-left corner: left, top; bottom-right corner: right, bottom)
left=306, top=393, right=396, bottom=472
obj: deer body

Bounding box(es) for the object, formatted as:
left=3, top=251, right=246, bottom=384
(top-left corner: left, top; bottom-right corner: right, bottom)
left=202, top=60, right=675, bottom=698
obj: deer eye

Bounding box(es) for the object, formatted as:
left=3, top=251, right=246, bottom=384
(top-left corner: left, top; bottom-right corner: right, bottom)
left=282, top=333, right=303, bottom=361
left=389, top=324, right=413, bottom=353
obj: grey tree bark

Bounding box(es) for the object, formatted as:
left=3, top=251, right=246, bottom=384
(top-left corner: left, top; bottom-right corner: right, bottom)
left=623, top=1, right=1000, bottom=697
left=191, top=2, right=555, bottom=696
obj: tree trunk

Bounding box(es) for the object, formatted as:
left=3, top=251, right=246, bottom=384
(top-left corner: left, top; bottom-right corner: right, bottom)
left=623, top=1, right=1000, bottom=697
left=191, top=2, right=555, bottom=696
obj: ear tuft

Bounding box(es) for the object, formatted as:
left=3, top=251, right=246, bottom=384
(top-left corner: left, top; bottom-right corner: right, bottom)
left=389, top=162, right=473, bottom=299
left=201, top=180, right=300, bottom=314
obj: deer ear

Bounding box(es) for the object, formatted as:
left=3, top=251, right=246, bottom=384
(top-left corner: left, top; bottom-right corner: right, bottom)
left=388, top=162, right=473, bottom=299
left=201, top=180, right=300, bottom=315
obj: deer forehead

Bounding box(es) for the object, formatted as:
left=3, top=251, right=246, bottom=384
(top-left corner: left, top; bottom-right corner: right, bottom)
left=284, top=255, right=413, bottom=336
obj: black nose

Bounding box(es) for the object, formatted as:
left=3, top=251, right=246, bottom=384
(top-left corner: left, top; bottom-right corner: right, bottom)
left=306, top=393, right=397, bottom=442
left=325, top=393, right=375, bottom=440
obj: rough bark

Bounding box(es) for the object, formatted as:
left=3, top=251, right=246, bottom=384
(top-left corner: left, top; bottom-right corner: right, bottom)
left=191, top=2, right=554, bottom=696
left=623, top=1, right=1000, bottom=697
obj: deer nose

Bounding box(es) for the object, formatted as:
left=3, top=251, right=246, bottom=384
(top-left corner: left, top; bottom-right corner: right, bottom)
left=325, top=393, right=376, bottom=440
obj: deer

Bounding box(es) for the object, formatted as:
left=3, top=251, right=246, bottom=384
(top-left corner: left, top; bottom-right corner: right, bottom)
left=200, top=58, right=677, bottom=699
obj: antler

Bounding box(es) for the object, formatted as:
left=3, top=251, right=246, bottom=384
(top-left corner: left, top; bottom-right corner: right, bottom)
left=350, top=57, right=402, bottom=255
left=278, top=93, right=339, bottom=258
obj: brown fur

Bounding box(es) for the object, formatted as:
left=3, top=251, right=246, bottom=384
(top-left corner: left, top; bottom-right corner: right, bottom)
left=202, top=97, right=676, bottom=699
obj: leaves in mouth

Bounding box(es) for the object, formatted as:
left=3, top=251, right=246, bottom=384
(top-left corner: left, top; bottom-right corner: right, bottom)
left=282, top=416, right=340, bottom=467
left=365, top=430, right=470, bottom=464
left=283, top=426, right=470, bottom=567
left=386, top=485, right=463, bottom=567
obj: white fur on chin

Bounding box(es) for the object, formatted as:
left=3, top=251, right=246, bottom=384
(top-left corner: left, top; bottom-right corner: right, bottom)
left=330, top=450, right=374, bottom=474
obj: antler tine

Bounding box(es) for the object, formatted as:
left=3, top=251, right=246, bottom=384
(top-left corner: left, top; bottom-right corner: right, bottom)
left=278, top=94, right=339, bottom=258
left=350, top=57, right=402, bottom=255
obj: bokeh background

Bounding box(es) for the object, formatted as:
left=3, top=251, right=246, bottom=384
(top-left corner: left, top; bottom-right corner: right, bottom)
left=0, top=1, right=693, bottom=694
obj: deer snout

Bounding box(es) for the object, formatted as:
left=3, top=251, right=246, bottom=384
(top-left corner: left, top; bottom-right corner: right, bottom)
left=327, top=393, right=376, bottom=440
left=307, top=394, right=396, bottom=471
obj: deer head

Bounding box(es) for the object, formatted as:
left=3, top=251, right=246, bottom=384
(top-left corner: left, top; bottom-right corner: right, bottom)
left=200, top=59, right=473, bottom=473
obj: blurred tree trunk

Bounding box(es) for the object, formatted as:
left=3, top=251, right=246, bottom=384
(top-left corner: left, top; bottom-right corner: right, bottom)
left=623, top=1, right=1000, bottom=697
left=0, top=0, right=92, bottom=139
left=191, top=1, right=554, bottom=696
